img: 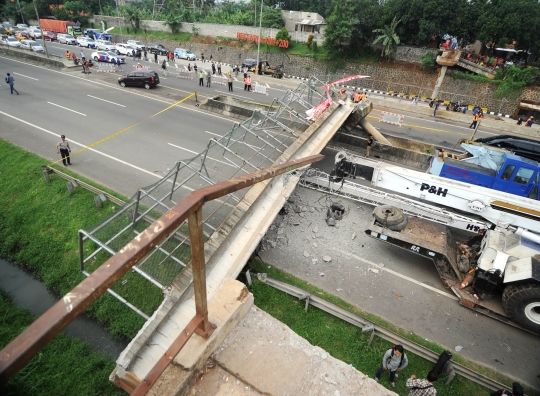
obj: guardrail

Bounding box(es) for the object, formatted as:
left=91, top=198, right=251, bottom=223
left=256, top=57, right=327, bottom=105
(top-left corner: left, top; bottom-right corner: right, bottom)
left=0, top=154, right=323, bottom=394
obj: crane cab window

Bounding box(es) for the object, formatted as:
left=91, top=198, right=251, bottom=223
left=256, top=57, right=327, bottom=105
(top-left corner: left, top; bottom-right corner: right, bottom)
left=513, top=168, right=534, bottom=184
left=528, top=186, right=539, bottom=200
left=501, top=165, right=515, bottom=180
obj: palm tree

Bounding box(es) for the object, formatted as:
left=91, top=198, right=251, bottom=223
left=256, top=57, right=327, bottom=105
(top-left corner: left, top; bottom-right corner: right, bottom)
left=372, top=17, right=401, bottom=59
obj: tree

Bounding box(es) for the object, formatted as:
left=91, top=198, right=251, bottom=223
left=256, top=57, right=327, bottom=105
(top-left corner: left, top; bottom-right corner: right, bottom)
left=372, top=17, right=401, bottom=58
left=276, top=27, right=291, bottom=42
left=163, top=12, right=182, bottom=33
left=122, top=6, right=143, bottom=29
left=261, top=6, right=284, bottom=29
left=323, top=0, right=358, bottom=51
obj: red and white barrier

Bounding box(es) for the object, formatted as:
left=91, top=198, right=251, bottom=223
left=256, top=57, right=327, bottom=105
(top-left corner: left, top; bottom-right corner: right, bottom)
left=379, top=111, right=405, bottom=126
left=132, top=65, right=150, bottom=71
left=176, top=70, right=194, bottom=79
left=211, top=74, right=227, bottom=86
left=252, top=82, right=269, bottom=95
left=96, top=63, right=116, bottom=72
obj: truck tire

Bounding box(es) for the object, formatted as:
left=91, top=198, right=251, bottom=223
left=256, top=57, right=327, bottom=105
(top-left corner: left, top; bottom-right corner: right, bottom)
left=502, top=283, right=540, bottom=332
left=373, top=205, right=405, bottom=226
left=387, top=216, right=408, bottom=231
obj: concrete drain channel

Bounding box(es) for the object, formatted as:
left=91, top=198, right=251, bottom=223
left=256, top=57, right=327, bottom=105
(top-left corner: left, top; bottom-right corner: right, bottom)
left=248, top=272, right=508, bottom=392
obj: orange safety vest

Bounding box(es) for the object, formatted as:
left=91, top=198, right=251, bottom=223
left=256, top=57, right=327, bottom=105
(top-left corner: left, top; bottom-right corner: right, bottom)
left=245, top=77, right=251, bottom=85
left=474, top=114, right=479, bottom=121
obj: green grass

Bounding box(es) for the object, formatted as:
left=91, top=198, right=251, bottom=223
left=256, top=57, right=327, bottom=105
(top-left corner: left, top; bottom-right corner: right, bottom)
left=0, top=289, right=124, bottom=396
left=0, top=139, right=164, bottom=339
left=248, top=259, right=539, bottom=396
left=449, top=71, right=498, bottom=84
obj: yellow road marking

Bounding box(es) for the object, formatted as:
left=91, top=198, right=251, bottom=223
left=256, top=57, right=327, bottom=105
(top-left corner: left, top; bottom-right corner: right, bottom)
left=49, top=92, right=196, bottom=167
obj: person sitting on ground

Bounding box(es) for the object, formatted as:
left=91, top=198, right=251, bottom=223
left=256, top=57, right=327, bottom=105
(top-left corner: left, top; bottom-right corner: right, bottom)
left=526, top=116, right=534, bottom=127
left=374, top=345, right=408, bottom=388
left=491, top=382, right=524, bottom=396
left=66, top=50, right=71, bottom=59
left=406, top=372, right=438, bottom=395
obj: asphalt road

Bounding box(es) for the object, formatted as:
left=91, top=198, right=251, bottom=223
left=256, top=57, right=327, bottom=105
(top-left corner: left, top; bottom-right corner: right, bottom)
left=1, top=51, right=538, bottom=390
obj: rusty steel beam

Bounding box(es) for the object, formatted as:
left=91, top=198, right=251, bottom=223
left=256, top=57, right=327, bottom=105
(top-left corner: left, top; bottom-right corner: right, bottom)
left=189, top=209, right=216, bottom=339
left=131, top=315, right=204, bottom=396
left=0, top=154, right=323, bottom=384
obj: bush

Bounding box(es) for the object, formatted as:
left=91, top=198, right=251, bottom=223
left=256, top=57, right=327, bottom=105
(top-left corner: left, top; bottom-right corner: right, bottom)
left=306, top=34, right=314, bottom=49
left=421, top=53, right=437, bottom=71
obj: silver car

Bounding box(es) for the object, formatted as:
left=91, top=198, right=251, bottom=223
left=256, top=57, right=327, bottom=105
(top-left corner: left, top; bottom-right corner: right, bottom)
left=58, top=34, right=77, bottom=45
left=2, top=36, right=21, bottom=48
left=20, top=40, right=44, bottom=52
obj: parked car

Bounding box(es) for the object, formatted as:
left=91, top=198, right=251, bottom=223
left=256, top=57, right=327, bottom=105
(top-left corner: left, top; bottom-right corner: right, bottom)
left=20, top=40, right=44, bottom=52
left=147, top=43, right=168, bottom=55
left=77, top=36, right=96, bottom=48
left=6, top=26, right=23, bottom=35
left=91, top=50, right=125, bottom=63
left=1, top=36, right=21, bottom=47
left=16, top=23, right=28, bottom=29
left=475, top=135, right=540, bottom=163
left=2, top=22, right=13, bottom=29
left=28, top=28, right=41, bottom=39
left=118, top=71, right=160, bottom=89
left=95, top=39, right=115, bottom=51
left=241, top=58, right=257, bottom=71
left=126, top=39, right=145, bottom=50
left=115, top=43, right=136, bottom=55
left=57, top=33, right=77, bottom=45
left=174, top=48, right=196, bottom=60
left=43, top=31, right=57, bottom=41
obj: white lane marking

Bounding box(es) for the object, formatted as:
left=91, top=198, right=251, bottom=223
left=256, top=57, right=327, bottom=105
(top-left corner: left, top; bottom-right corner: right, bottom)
left=0, top=55, right=238, bottom=124
left=0, top=110, right=238, bottom=208
left=167, top=143, right=236, bottom=168
left=215, top=90, right=260, bottom=102
left=13, top=72, right=38, bottom=81
left=87, top=95, right=126, bottom=107
left=334, top=248, right=459, bottom=301
left=204, top=130, right=222, bottom=137
left=47, top=102, right=86, bottom=116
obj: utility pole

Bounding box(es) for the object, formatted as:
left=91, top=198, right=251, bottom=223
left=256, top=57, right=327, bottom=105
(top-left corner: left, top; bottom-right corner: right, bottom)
left=255, top=0, right=263, bottom=77
left=33, top=0, right=49, bottom=59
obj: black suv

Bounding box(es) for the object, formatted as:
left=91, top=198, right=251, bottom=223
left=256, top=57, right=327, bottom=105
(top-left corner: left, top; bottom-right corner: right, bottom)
left=241, top=58, right=257, bottom=70
left=118, top=71, right=160, bottom=89
left=475, top=135, right=540, bottom=163
left=147, top=43, right=168, bottom=55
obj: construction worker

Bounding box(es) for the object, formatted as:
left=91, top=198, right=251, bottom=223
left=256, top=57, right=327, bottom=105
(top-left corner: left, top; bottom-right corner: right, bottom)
left=199, top=70, right=204, bottom=86
left=353, top=90, right=361, bottom=103
left=469, top=112, right=480, bottom=129
left=65, top=50, right=71, bottom=59
left=244, top=75, right=251, bottom=91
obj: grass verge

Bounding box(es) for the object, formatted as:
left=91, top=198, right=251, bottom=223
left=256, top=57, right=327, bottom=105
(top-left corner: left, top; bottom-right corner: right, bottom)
left=0, top=288, right=123, bottom=396
left=0, top=138, right=163, bottom=339
left=248, top=259, right=538, bottom=396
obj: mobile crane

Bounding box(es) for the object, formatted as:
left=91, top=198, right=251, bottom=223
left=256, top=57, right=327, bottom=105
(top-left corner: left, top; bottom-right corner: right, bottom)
left=301, top=149, right=540, bottom=332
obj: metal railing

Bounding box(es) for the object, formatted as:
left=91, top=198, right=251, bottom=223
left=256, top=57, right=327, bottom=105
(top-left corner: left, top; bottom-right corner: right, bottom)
left=0, top=154, right=323, bottom=394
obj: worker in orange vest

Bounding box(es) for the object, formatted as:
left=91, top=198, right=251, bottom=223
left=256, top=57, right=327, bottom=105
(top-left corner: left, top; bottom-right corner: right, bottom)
left=66, top=50, right=71, bottom=59
left=244, top=76, right=251, bottom=91
left=353, top=90, right=361, bottom=103
left=469, top=112, right=480, bottom=129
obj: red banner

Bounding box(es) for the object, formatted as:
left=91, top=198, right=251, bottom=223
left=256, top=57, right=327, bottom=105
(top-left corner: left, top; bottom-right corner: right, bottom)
left=236, top=32, right=289, bottom=48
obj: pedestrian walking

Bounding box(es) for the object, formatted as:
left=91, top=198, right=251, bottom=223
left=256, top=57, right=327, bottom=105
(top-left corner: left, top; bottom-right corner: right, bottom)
left=227, top=73, right=233, bottom=92
left=170, top=51, right=175, bottom=63
left=201, top=52, right=205, bottom=62
left=198, top=71, right=204, bottom=86
left=187, top=63, right=192, bottom=72
left=243, top=65, right=248, bottom=78
left=234, top=65, right=239, bottom=77
left=490, top=382, right=524, bottom=396
left=366, top=135, right=375, bottom=157
left=194, top=63, right=198, bottom=73
left=374, top=345, right=408, bottom=388
left=406, top=373, right=438, bottom=395
left=154, top=52, right=158, bottom=63
left=137, top=49, right=142, bottom=61
left=526, top=116, right=534, bottom=127
left=116, top=57, right=123, bottom=71
left=206, top=72, right=211, bottom=87
left=469, top=112, right=480, bottom=129
left=144, top=50, right=148, bottom=61
left=5, top=73, right=19, bottom=95
left=211, top=62, right=216, bottom=75
left=516, top=115, right=524, bottom=125
left=433, top=101, right=440, bottom=117
left=56, top=134, right=71, bottom=167
left=209, top=53, right=213, bottom=61
left=217, top=62, right=222, bottom=75
left=161, top=59, right=167, bottom=76
left=133, top=50, right=137, bottom=62
left=80, top=50, right=86, bottom=61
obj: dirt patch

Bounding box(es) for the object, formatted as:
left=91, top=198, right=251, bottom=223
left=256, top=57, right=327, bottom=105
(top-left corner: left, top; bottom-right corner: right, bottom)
left=379, top=58, right=426, bottom=72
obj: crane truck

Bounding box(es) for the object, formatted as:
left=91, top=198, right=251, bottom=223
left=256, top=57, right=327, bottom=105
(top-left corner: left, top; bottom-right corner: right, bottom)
left=306, top=146, right=540, bottom=333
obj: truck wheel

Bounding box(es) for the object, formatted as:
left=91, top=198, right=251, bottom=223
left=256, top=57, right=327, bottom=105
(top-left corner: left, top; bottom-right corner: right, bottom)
left=373, top=205, right=405, bottom=226
left=387, top=216, right=408, bottom=231
left=502, top=283, right=540, bottom=332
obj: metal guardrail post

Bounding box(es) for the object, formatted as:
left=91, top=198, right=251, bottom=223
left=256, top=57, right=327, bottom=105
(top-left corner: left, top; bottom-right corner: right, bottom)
left=188, top=208, right=215, bottom=338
